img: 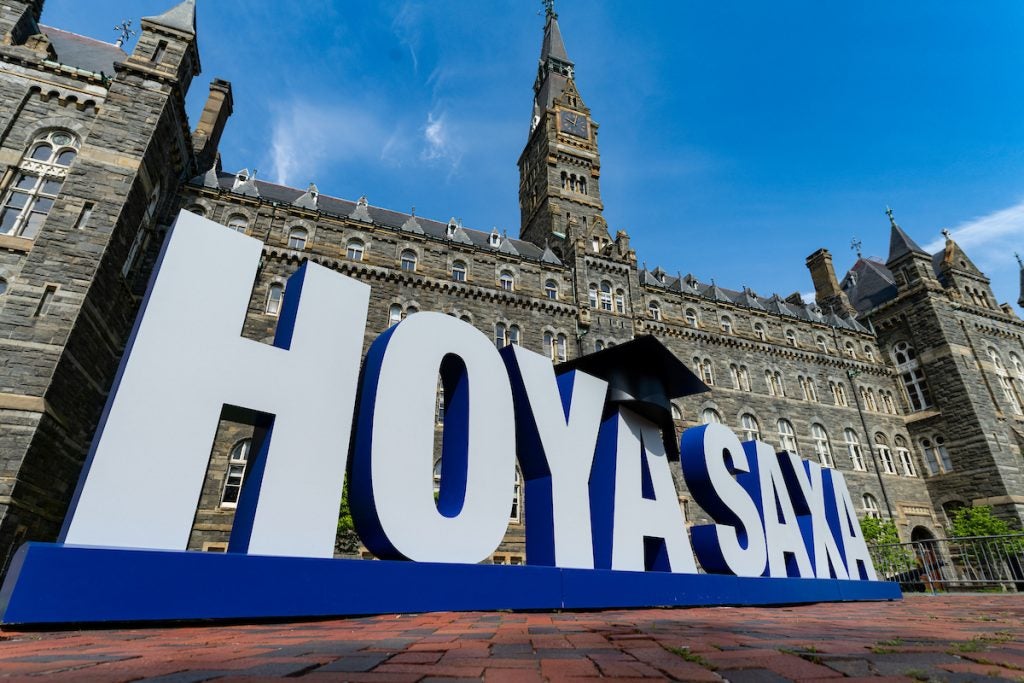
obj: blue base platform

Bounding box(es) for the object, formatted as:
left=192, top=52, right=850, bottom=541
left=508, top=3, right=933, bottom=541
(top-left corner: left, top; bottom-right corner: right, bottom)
left=0, top=543, right=901, bottom=626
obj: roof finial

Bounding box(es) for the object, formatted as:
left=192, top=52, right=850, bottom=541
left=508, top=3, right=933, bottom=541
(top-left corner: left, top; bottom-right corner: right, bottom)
left=885, top=206, right=898, bottom=229
left=411, top=205, right=416, bottom=217
left=113, top=20, right=136, bottom=49
left=542, top=0, right=556, bottom=19
left=1016, top=252, right=1023, bottom=269
left=941, top=227, right=952, bottom=241
left=851, top=236, right=863, bottom=258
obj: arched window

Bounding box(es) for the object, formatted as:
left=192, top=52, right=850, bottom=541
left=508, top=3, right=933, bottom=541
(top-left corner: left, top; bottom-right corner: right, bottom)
left=405, top=305, right=418, bottom=316
left=880, top=390, right=896, bottom=414
left=615, top=289, right=625, bottom=314
left=859, top=386, right=877, bottom=412
left=388, top=304, right=403, bottom=325
left=740, top=413, right=760, bottom=442
left=830, top=381, right=848, bottom=407
left=598, top=281, right=612, bottom=311
left=185, top=204, right=207, bottom=217
left=695, top=357, right=714, bottom=386
left=265, top=283, right=284, bottom=316
left=785, top=329, right=797, bottom=347
left=766, top=370, right=784, bottom=397
left=894, top=435, right=915, bottom=477
left=1, top=130, right=79, bottom=238
left=720, top=316, right=733, bottom=334
left=648, top=301, right=661, bottom=321
left=685, top=308, right=699, bottom=328
left=509, top=324, right=521, bottom=346
left=892, top=341, right=931, bottom=411
left=226, top=214, right=248, bottom=233
left=921, top=436, right=953, bottom=475
left=989, top=347, right=1023, bottom=415
left=864, top=345, right=876, bottom=362
left=400, top=250, right=417, bottom=272
left=815, top=336, right=828, bottom=353
left=451, top=260, right=467, bottom=281
left=671, top=404, right=683, bottom=421
left=556, top=333, right=567, bottom=362
left=844, top=429, right=865, bottom=471
left=499, top=270, right=515, bottom=291
left=495, top=322, right=508, bottom=348
left=544, top=279, right=558, bottom=300
left=862, top=493, right=880, bottom=519
left=777, top=419, right=798, bottom=454
left=544, top=331, right=554, bottom=359
left=800, top=376, right=818, bottom=402
left=753, top=322, right=766, bottom=341
left=347, top=239, right=365, bottom=261
left=588, top=284, right=598, bottom=308
left=875, top=433, right=896, bottom=474
left=811, top=424, right=834, bottom=468
left=287, top=227, right=308, bottom=250
left=510, top=466, right=523, bottom=522
left=701, top=408, right=722, bottom=425
left=220, top=439, right=251, bottom=508
left=595, top=340, right=604, bottom=352
left=844, top=341, right=856, bottom=358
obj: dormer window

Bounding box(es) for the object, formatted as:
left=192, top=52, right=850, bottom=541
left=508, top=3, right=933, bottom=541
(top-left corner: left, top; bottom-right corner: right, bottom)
left=489, top=231, right=501, bottom=247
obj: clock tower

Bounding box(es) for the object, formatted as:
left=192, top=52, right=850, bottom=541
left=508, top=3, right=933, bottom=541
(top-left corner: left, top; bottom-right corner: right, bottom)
left=518, top=2, right=607, bottom=253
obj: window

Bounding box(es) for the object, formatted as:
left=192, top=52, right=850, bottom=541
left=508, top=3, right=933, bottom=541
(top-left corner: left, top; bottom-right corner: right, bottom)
left=685, top=309, right=698, bottom=328
left=815, top=336, right=828, bottom=353
left=701, top=408, right=722, bottom=425
left=0, top=277, right=6, bottom=296
left=864, top=345, right=875, bottom=362
left=388, top=304, right=403, bottom=325
left=510, top=466, right=523, bottom=522
left=595, top=340, right=604, bottom=352
left=720, top=316, right=733, bottom=334
left=185, top=204, right=206, bottom=217
left=777, top=419, right=798, bottom=454
left=766, top=370, right=784, bottom=397
left=545, top=279, right=558, bottom=300
left=226, top=215, right=248, bottom=233
left=347, top=239, right=365, bottom=261
left=844, top=341, right=856, bottom=358
left=895, top=435, right=915, bottom=477
left=599, top=281, right=612, bottom=311
left=671, top=404, right=683, bottom=422
left=123, top=182, right=161, bottom=278
left=880, top=390, right=896, bottom=414
left=509, top=325, right=521, bottom=346
left=811, top=424, right=834, bottom=468
left=740, top=413, right=760, bottom=442
left=921, top=436, right=953, bottom=475
left=151, top=39, right=168, bottom=63
left=588, top=284, right=598, bottom=309
left=266, top=283, right=284, bottom=316
left=556, top=333, right=567, bottom=362
left=648, top=301, right=661, bottom=321
left=451, top=260, right=467, bottom=281
left=753, top=322, right=766, bottom=341
left=862, top=493, right=880, bottom=519
left=400, top=250, right=417, bottom=272
left=892, top=341, right=931, bottom=411
left=615, top=289, right=625, bottom=314
left=1, top=130, right=79, bottom=238
left=844, top=429, right=866, bottom=471
left=436, top=381, right=445, bottom=424
left=495, top=322, right=508, bottom=348
left=499, top=271, right=515, bottom=291
left=728, top=364, right=751, bottom=391
left=220, top=439, right=251, bottom=508
left=830, top=381, right=848, bottom=407
left=785, top=329, right=797, bottom=347
left=287, top=227, right=308, bottom=250
left=545, top=332, right=567, bottom=362
left=74, top=202, right=94, bottom=230
left=989, top=347, right=1023, bottom=415
left=800, top=376, right=818, bottom=402
left=695, top=357, right=714, bottom=386
left=875, top=433, right=896, bottom=474
left=859, top=387, right=878, bottom=412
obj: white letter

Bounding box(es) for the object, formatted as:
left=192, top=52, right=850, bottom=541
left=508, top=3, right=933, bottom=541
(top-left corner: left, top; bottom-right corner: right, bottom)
left=778, top=452, right=849, bottom=579
left=680, top=424, right=767, bottom=577
left=349, top=313, right=516, bottom=564
left=824, top=470, right=878, bottom=580
left=502, top=346, right=607, bottom=568
left=61, top=210, right=369, bottom=558
left=754, top=442, right=813, bottom=578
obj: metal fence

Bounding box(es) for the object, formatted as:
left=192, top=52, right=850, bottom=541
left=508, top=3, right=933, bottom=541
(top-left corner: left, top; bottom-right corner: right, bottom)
left=868, top=534, right=1024, bottom=592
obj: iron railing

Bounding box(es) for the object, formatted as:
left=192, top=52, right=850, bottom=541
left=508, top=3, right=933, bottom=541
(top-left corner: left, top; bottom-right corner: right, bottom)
left=868, top=534, right=1024, bottom=592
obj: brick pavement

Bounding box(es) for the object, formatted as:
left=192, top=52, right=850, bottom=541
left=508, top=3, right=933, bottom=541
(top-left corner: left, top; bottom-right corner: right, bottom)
left=0, top=595, right=1022, bottom=681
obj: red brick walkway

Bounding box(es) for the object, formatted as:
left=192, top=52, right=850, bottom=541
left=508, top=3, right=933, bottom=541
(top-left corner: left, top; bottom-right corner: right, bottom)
left=1, top=595, right=1022, bottom=681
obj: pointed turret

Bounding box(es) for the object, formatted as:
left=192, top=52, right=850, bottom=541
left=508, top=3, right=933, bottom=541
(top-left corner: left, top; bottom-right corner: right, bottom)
left=885, top=207, right=927, bottom=263
left=883, top=207, right=937, bottom=292
left=142, top=0, right=196, bottom=35
left=533, top=1, right=575, bottom=111
left=129, top=0, right=201, bottom=95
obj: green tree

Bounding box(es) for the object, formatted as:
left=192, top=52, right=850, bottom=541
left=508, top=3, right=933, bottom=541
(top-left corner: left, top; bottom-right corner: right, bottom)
left=335, top=483, right=361, bottom=555
left=860, top=517, right=914, bottom=577
left=948, top=506, right=1014, bottom=538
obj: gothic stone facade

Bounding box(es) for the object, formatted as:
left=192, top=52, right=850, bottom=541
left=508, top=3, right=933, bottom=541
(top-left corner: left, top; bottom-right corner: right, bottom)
left=1, top=1, right=1022, bottom=572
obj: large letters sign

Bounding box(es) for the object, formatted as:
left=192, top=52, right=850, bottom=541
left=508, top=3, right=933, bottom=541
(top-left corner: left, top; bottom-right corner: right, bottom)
left=0, top=211, right=898, bottom=625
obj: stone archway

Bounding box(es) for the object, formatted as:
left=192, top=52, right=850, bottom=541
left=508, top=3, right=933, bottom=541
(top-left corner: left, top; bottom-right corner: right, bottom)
left=911, top=526, right=935, bottom=542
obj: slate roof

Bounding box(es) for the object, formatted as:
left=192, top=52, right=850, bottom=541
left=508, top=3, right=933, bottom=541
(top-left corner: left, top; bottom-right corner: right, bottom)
left=142, top=0, right=196, bottom=35
left=887, top=223, right=928, bottom=263
left=192, top=172, right=554, bottom=263
left=40, top=25, right=126, bottom=75
left=639, top=267, right=866, bottom=332
left=841, top=257, right=899, bottom=314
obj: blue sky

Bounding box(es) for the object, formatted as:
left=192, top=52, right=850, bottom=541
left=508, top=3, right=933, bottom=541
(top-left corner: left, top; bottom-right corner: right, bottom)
left=47, top=0, right=1024, bottom=308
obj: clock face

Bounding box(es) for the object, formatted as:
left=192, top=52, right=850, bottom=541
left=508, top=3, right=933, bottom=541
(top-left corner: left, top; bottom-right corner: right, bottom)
left=560, top=111, right=588, bottom=139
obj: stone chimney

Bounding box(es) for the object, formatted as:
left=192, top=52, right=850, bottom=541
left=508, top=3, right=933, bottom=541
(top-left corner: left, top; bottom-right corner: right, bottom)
left=192, top=78, right=233, bottom=172
left=805, top=248, right=855, bottom=315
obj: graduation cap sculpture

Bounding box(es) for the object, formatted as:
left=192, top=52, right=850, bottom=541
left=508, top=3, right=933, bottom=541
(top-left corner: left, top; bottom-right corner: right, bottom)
left=557, top=335, right=710, bottom=458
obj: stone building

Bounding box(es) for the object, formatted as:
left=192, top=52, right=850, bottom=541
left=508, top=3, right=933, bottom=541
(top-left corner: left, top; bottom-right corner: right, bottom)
left=0, top=1, right=1022, bottom=572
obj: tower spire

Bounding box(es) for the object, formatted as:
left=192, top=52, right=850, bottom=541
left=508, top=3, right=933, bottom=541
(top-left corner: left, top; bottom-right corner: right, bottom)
left=1017, top=252, right=1024, bottom=308
left=534, top=0, right=574, bottom=111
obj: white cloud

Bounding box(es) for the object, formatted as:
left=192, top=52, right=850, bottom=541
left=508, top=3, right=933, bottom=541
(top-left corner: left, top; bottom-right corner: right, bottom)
left=391, top=2, right=422, bottom=74
left=420, top=111, right=462, bottom=170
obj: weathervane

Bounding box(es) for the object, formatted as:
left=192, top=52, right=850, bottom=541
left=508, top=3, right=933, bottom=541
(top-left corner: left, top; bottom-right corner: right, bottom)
left=541, top=0, right=556, bottom=18
left=885, top=206, right=897, bottom=228
left=113, top=20, right=135, bottom=49
left=850, top=237, right=863, bottom=258
left=941, top=228, right=952, bottom=241
left=1016, top=252, right=1023, bottom=269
